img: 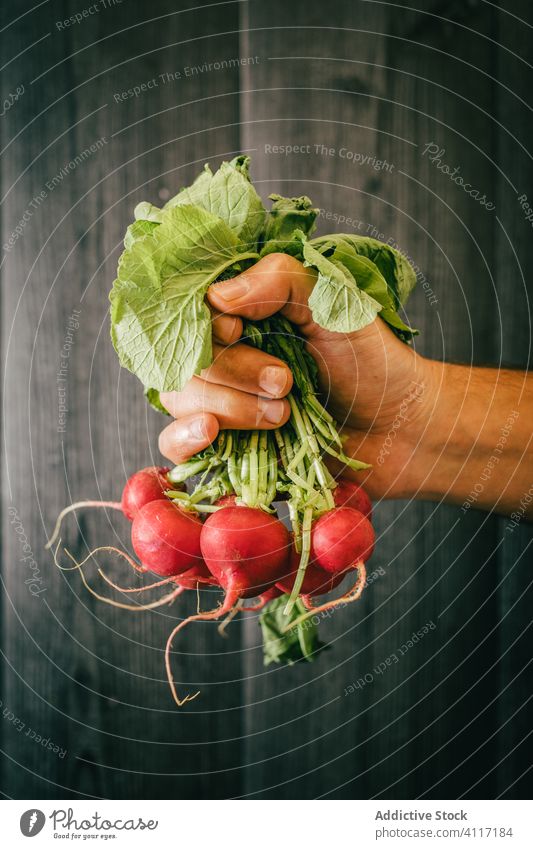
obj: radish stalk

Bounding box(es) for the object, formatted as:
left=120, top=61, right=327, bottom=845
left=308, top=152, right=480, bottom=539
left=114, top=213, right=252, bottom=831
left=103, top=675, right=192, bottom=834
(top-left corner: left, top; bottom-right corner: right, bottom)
left=284, top=506, right=313, bottom=614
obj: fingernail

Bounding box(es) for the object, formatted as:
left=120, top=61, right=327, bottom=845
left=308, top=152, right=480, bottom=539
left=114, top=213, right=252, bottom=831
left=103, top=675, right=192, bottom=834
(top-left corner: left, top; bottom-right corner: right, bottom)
left=212, top=276, right=250, bottom=301
left=257, top=399, right=286, bottom=425
left=259, top=366, right=288, bottom=397
left=186, top=417, right=207, bottom=441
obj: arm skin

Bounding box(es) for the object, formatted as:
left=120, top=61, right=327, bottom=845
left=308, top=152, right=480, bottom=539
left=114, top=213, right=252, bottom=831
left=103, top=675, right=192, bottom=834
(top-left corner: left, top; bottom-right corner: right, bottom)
left=158, top=254, right=533, bottom=520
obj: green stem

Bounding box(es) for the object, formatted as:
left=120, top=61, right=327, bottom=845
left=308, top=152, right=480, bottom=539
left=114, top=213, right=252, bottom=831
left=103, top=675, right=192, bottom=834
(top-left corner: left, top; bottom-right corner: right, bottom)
left=258, top=431, right=268, bottom=504
left=288, top=499, right=301, bottom=549
left=227, top=453, right=242, bottom=495
left=266, top=443, right=278, bottom=504
left=288, top=396, right=334, bottom=509
left=284, top=506, right=313, bottom=615
left=220, top=432, right=233, bottom=461
left=315, top=434, right=371, bottom=471
left=274, top=428, right=289, bottom=469
left=241, top=451, right=251, bottom=505
left=248, top=431, right=259, bottom=506
left=287, top=441, right=308, bottom=475
left=168, top=457, right=213, bottom=483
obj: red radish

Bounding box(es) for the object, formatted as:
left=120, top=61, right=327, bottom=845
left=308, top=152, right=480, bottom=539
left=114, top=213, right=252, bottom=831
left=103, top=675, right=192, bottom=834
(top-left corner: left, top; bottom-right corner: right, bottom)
left=276, top=544, right=346, bottom=597
left=176, top=560, right=219, bottom=589
left=256, top=584, right=283, bottom=604
left=131, top=500, right=203, bottom=577
left=165, top=506, right=290, bottom=706
left=200, top=506, right=290, bottom=602
left=214, top=494, right=238, bottom=507
left=333, top=478, right=372, bottom=520
left=44, top=465, right=179, bottom=551
left=217, top=584, right=284, bottom=640
left=311, top=507, right=375, bottom=574
left=121, top=465, right=173, bottom=520
left=242, top=584, right=283, bottom=611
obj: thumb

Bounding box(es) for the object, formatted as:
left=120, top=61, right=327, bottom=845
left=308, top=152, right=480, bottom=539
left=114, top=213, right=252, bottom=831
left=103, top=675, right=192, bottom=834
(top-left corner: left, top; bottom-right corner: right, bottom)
left=207, top=253, right=317, bottom=328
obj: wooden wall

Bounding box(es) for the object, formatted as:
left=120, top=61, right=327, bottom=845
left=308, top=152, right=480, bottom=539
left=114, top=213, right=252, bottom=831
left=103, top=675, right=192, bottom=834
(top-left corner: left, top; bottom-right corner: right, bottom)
left=1, top=0, right=532, bottom=799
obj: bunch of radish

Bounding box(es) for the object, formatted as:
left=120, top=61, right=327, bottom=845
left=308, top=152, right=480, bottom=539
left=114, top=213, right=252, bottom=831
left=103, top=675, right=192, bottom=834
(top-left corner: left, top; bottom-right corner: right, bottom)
left=48, top=465, right=374, bottom=706
left=51, top=156, right=422, bottom=705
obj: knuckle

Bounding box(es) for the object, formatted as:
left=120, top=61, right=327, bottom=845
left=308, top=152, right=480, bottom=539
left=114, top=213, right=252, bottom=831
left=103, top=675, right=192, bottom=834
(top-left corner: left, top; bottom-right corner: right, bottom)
left=261, top=252, right=294, bottom=275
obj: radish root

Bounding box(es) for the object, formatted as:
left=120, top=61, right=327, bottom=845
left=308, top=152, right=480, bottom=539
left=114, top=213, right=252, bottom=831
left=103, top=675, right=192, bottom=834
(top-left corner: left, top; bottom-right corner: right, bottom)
left=282, top=562, right=367, bottom=632
left=52, top=539, right=79, bottom=571
left=165, top=592, right=239, bottom=706
left=63, top=548, right=182, bottom=611
left=98, top=570, right=177, bottom=594
left=57, top=544, right=148, bottom=575
left=45, top=500, right=123, bottom=550
left=217, top=599, right=244, bottom=637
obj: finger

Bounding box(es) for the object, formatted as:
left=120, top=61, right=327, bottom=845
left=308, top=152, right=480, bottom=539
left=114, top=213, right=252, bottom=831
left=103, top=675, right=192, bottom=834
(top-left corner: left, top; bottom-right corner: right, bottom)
left=207, top=253, right=317, bottom=327
left=160, top=378, right=290, bottom=430
left=158, top=413, right=219, bottom=465
left=211, top=311, right=243, bottom=345
left=204, top=342, right=293, bottom=399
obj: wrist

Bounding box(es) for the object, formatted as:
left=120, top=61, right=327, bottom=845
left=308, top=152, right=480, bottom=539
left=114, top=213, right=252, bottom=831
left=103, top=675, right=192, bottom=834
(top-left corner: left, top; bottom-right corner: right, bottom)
left=384, top=353, right=445, bottom=500
left=399, top=361, right=528, bottom=515
left=399, top=358, right=462, bottom=501
left=339, top=351, right=441, bottom=501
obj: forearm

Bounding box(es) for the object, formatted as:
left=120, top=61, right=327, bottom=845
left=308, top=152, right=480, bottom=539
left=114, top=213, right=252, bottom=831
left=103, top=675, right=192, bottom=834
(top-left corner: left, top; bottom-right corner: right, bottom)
left=410, top=361, right=533, bottom=518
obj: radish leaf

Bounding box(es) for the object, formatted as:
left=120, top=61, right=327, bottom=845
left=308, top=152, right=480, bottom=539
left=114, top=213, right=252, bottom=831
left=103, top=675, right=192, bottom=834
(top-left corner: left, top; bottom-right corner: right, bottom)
left=162, top=155, right=266, bottom=252
left=311, top=233, right=417, bottom=310
left=259, top=594, right=325, bottom=665
left=302, top=239, right=384, bottom=333
left=260, top=194, right=318, bottom=256
left=110, top=204, right=258, bottom=392
left=303, top=235, right=418, bottom=338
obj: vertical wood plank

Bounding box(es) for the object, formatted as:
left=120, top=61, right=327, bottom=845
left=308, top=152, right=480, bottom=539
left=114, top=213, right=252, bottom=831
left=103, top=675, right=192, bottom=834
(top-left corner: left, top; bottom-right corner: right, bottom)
left=1, top=0, right=245, bottom=799
left=239, top=0, right=519, bottom=799
left=493, top=0, right=533, bottom=800
left=1, top=0, right=532, bottom=801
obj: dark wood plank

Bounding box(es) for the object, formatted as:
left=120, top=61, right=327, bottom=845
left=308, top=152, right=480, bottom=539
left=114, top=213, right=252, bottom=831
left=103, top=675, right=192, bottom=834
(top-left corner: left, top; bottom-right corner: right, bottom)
left=239, top=0, right=529, bottom=799
left=1, top=0, right=245, bottom=799
left=2, top=0, right=532, bottom=801
left=493, top=0, right=533, bottom=800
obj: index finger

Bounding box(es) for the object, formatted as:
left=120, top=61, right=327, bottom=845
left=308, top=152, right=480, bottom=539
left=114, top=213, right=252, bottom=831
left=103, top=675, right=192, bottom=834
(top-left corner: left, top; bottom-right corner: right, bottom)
left=207, top=253, right=317, bottom=328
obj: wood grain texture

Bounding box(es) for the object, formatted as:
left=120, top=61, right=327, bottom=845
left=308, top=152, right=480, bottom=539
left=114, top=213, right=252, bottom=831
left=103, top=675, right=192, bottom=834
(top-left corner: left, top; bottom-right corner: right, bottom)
left=1, top=0, right=532, bottom=800
left=1, top=0, right=246, bottom=800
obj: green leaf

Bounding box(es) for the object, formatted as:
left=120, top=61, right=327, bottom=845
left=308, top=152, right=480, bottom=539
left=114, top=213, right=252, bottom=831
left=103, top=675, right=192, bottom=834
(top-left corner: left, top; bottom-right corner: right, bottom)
left=110, top=204, right=258, bottom=392
left=315, top=238, right=417, bottom=337
left=263, top=193, right=318, bottom=241
left=308, top=235, right=418, bottom=338
left=312, top=234, right=417, bottom=308
left=133, top=201, right=163, bottom=224
left=259, top=594, right=325, bottom=666
left=163, top=156, right=266, bottom=251
left=301, top=239, right=383, bottom=333
left=124, top=219, right=159, bottom=249
left=144, top=387, right=171, bottom=415
left=260, top=195, right=319, bottom=259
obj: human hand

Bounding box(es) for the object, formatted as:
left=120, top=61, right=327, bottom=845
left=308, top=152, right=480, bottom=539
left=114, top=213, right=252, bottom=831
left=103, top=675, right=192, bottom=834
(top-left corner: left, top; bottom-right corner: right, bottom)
left=158, top=253, right=435, bottom=500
